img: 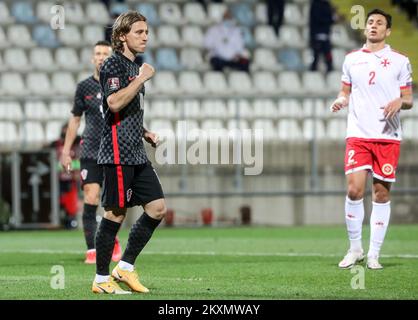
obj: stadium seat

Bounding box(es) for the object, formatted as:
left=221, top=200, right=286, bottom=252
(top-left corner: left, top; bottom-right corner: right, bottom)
left=77, top=71, right=92, bottom=83
left=201, top=119, right=224, bottom=130
left=280, top=26, right=305, bottom=49
left=326, top=71, right=343, bottom=94
left=253, top=119, right=276, bottom=141
left=332, top=48, right=347, bottom=69
left=277, top=119, right=303, bottom=141
left=152, top=71, right=179, bottom=95
left=136, top=3, right=160, bottom=27
left=30, top=48, right=56, bottom=71
left=178, top=99, right=201, bottom=119
left=227, top=99, right=253, bottom=119
left=58, top=25, right=82, bottom=47
left=80, top=47, right=93, bottom=68
left=159, top=3, right=183, bottom=26
left=19, top=121, right=45, bottom=146
left=302, top=98, right=327, bottom=118
left=27, top=73, right=52, bottom=96
left=201, top=100, right=228, bottom=118
left=0, top=52, right=6, bottom=72
left=228, top=72, right=252, bottom=95
left=331, top=24, right=356, bottom=49
left=36, top=1, right=55, bottom=23
left=109, top=2, right=130, bottom=18
left=0, top=102, right=23, bottom=121
left=7, top=25, right=36, bottom=48
left=24, top=100, right=49, bottom=120
left=208, top=3, right=228, bottom=23
left=55, top=48, right=82, bottom=71
left=83, top=25, right=105, bottom=46
left=254, top=25, right=280, bottom=49
left=252, top=48, right=282, bottom=72
left=156, top=48, right=182, bottom=71
left=231, top=3, right=255, bottom=27
left=402, top=119, right=418, bottom=140
left=302, top=71, right=328, bottom=95
left=85, top=3, right=110, bottom=25
left=327, top=119, right=346, bottom=141
left=2, top=72, right=27, bottom=96
left=32, top=25, right=60, bottom=48
left=4, top=48, right=28, bottom=72
left=277, top=71, right=302, bottom=95
left=181, top=26, right=204, bottom=48
left=141, top=50, right=155, bottom=66
left=203, top=72, right=229, bottom=95
left=149, top=100, right=178, bottom=119
left=45, top=120, right=65, bottom=143
left=0, top=3, right=15, bottom=25
left=51, top=72, right=76, bottom=96
left=278, top=48, right=304, bottom=71
left=149, top=119, right=174, bottom=132
left=178, top=71, right=204, bottom=95
left=146, top=26, right=159, bottom=49
left=0, top=27, right=11, bottom=49
left=278, top=99, right=302, bottom=118
left=253, top=99, right=278, bottom=118
left=284, top=3, right=306, bottom=26
left=49, top=101, right=72, bottom=120
left=255, top=3, right=267, bottom=24
left=0, top=121, right=19, bottom=146
left=180, top=48, right=207, bottom=71
left=183, top=3, right=208, bottom=26
left=253, top=71, right=279, bottom=95
left=11, top=2, right=37, bottom=24
left=241, top=26, right=256, bottom=49
left=302, top=119, right=326, bottom=140
left=157, top=25, right=182, bottom=47
left=64, top=2, right=85, bottom=25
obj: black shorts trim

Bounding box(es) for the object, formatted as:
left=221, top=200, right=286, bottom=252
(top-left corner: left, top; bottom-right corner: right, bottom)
left=80, top=158, right=103, bottom=188
left=101, top=162, right=165, bottom=209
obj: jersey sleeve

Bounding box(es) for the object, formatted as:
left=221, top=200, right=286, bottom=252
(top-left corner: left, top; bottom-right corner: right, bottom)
left=100, top=59, right=127, bottom=99
left=341, top=58, right=352, bottom=87
left=399, top=58, right=413, bottom=90
left=71, top=83, right=86, bottom=117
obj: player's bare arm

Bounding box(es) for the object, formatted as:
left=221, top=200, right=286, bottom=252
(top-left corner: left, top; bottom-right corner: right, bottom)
left=107, top=63, right=154, bottom=113
left=60, top=116, right=81, bottom=172
left=330, top=84, right=351, bottom=112
left=382, top=87, right=413, bottom=119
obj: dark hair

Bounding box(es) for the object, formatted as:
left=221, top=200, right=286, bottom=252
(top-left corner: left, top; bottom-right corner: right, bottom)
left=111, top=11, right=147, bottom=52
left=95, top=40, right=111, bottom=47
left=367, top=9, right=392, bottom=29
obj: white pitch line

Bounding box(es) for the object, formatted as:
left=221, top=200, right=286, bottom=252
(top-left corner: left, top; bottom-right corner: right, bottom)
left=0, top=249, right=417, bottom=259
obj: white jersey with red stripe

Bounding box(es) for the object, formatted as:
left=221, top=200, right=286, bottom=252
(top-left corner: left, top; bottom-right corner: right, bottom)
left=341, top=44, right=413, bottom=141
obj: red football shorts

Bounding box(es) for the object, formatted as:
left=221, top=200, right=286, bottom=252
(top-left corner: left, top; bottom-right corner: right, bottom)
left=344, top=138, right=400, bottom=182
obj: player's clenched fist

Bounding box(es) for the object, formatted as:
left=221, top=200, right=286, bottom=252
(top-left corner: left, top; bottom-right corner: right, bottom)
left=139, top=63, right=155, bottom=81
left=330, top=96, right=348, bottom=113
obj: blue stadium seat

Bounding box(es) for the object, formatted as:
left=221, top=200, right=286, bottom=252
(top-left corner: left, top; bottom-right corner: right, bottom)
left=33, top=25, right=60, bottom=48
left=278, top=48, right=304, bottom=71
left=11, top=2, right=37, bottom=24
left=110, top=3, right=130, bottom=17
left=231, top=3, right=255, bottom=27
left=137, top=3, right=160, bottom=26
left=140, top=50, right=155, bottom=66
left=155, top=48, right=181, bottom=71
left=241, top=27, right=255, bottom=49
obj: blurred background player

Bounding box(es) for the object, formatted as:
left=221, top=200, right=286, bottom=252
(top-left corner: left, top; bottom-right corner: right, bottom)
left=331, top=9, right=413, bottom=270
left=60, top=40, right=122, bottom=265
left=92, top=11, right=165, bottom=294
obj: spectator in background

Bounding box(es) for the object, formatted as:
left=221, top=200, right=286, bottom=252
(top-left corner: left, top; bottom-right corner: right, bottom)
left=309, top=0, right=336, bottom=72
left=266, top=0, right=285, bottom=36
left=196, top=0, right=223, bottom=12
left=204, top=9, right=250, bottom=72
left=392, top=0, right=418, bottom=27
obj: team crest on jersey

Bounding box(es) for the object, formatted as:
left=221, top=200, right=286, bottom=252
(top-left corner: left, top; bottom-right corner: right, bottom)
left=126, top=189, right=133, bottom=202
left=382, top=164, right=394, bottom=175
left=81, top=169, right=88, bottom=180
left=107, top=78, right=120, bottom=90
left=381, top=58, right=390, bottom=68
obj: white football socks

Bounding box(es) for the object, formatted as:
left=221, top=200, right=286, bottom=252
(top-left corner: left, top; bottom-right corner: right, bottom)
left=345, top=197, right=365, bottom=252
left=95, top=274, right=110, bottom=283
left=118, top=260, right=134, bottom=272
left=368, top=201, right=391, bottom=258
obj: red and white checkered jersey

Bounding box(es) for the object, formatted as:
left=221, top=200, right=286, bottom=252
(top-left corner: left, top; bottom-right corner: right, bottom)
left=341, top=45, right=413, bottom=141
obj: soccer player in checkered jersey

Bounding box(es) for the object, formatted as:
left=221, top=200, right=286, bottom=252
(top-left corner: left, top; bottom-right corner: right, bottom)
left=331, top=9, right=413, bottom=269
left=60, top=40, right=122, bottom=265
left=91, top=11, right=166, bottom=294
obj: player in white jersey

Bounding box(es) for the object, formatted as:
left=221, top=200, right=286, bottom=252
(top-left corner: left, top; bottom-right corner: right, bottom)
left=330, top=9, right=413, bottom=269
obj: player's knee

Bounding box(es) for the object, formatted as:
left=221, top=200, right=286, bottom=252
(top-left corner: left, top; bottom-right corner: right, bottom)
left=84, top=193, right=99, bottom=205
left=373, top=191, right=390, bottom=203
left=347, top=187, right=364, bottom=200
left=148, top=204, right=167, bottom=220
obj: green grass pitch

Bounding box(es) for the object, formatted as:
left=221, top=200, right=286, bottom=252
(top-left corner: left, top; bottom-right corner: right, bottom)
left=0, top=225, right=417, bottom=300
